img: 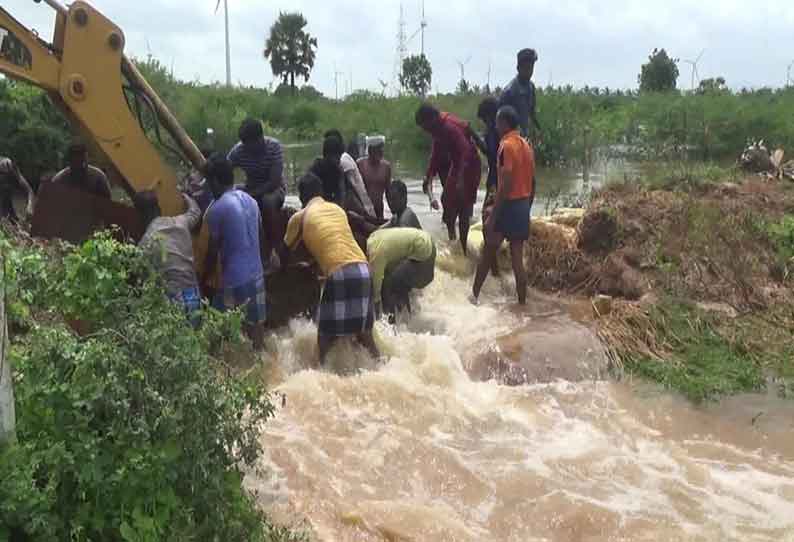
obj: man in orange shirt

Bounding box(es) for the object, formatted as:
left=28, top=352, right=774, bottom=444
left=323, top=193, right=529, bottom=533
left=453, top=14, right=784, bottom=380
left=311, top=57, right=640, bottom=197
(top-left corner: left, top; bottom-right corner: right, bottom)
left=472, top=105, right=535, bottom=305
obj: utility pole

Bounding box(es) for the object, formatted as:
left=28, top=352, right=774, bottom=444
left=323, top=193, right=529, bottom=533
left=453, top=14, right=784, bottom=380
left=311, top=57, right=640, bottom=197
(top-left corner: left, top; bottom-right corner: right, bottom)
left=419, top=0, right=427, bottom=56
left=223, top=0, right=231, bottom=86
left=394, top=3, right=408, bottom=93
left=787, top=61, right=794, bottom=87
left=334, top=66, right=344, bottom=100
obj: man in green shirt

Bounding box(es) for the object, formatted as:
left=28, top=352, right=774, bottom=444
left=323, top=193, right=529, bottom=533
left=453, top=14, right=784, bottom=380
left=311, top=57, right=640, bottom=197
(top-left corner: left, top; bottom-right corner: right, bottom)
left=366, top=227, right=436, bottom=317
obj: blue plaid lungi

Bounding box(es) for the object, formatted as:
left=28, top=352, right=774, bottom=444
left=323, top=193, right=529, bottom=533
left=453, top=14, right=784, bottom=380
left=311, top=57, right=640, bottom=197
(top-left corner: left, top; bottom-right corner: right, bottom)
left=212, top=275, right=267, bottom=326
left=168, top=285, right=202, bottom=328
left=317, top=262, right=375, bottom=337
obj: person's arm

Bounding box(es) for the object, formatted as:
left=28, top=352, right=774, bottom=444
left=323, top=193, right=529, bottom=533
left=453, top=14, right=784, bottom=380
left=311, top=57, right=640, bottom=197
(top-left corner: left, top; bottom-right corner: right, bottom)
left=468, top=125, right=488, bottom=156
left=368, top=244, right=387, bottom=308
left=336, top=171, right=347, bottom=207
left=262, top=143, right=285, bottom=194
left=175, top=193, right=202, bottom=231
left=13, top=164, right=35, bottom=216
left=424, top=140, right=440, bottom=210
left=489, top=146, right=513, bottom=230
left=530, top=83, right=542, bottom=132
left=94, top=169, right=112, bottom=199
left=448, top=124, right=469, bottom=196
left=202, top=207, right=220, bottom=286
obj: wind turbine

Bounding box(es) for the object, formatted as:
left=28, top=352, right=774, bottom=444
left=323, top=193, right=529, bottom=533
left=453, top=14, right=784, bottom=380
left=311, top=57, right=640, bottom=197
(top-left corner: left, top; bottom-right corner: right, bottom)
left=683, top=49, right=705, bottom=92
left=787, top=60, right=794, bottom=87
left=215, top=0, right=231, bottom=87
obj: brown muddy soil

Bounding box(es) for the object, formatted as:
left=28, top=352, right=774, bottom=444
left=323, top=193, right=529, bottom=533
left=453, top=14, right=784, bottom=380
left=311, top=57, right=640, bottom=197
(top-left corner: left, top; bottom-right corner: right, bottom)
left=537, top=177, right=794, bottom=311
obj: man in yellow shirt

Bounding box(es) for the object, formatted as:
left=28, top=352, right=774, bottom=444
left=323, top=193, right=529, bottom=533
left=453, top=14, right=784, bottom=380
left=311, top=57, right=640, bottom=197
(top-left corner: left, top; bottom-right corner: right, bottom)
left=283, top=173, right=379, bottom=365
left=367, top=227, right=436, bottom=318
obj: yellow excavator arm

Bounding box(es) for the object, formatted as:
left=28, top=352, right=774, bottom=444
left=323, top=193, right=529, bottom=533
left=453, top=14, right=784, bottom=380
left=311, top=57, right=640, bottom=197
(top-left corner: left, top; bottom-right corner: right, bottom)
left=1, top=0, right=210, bottom=271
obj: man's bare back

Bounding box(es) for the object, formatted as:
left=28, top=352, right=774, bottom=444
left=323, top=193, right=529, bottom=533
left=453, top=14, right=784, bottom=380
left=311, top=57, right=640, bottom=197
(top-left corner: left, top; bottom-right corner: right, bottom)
left=357, top=156, right=391, bottom=219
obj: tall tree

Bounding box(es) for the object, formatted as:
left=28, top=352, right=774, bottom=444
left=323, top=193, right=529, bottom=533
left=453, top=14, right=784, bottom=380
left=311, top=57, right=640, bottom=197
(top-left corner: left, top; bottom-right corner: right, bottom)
left=400, top=54, right=432, bottom=96
left=264, top=12, right=318, bottom=93
left=638, top=48, right=680, bottom=93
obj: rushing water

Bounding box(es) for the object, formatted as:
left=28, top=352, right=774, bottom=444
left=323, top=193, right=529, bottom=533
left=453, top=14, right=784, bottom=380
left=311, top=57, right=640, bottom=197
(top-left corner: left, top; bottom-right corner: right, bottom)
left=244, top=143, right=794, bottom=541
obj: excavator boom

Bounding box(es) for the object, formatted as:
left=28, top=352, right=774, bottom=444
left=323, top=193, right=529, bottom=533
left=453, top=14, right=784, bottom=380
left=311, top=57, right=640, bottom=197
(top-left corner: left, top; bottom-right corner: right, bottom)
left=1, top=0, right=210, bottom=270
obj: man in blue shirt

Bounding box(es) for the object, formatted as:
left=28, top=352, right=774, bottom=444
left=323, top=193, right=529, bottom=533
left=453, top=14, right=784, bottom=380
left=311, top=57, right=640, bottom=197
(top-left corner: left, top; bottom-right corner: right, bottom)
left=203, top=153, right=267, bottom=351
left=228, top=118, right=285, bottom=266
left=499, top=48, right=541, bottom=140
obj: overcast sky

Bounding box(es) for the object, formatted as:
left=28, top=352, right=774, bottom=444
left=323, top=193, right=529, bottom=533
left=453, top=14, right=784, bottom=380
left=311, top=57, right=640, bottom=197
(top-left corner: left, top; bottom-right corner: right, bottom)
left=6, top=0, right=794, bottom=96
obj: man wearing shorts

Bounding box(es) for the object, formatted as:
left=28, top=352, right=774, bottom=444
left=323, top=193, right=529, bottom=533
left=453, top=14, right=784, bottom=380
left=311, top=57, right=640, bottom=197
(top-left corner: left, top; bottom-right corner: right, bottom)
left=415, top=103, right=482, bottom=254
left=202, top=153, right=267, bottom=350
left=472, top=106, right=535, bottom=305
left=283, top=173, right=379, bottom=365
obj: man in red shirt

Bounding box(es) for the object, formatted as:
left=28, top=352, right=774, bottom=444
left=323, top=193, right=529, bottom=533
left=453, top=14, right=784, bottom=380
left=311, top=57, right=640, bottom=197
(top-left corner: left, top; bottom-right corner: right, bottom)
left=415, top=103, right=482, bottom=254
left=472, top=105, right=535, bottom=305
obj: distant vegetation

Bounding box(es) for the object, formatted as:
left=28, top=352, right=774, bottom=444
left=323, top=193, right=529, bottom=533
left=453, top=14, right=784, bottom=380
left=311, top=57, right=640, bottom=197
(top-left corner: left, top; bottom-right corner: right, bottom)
left=2, top=54, right=794, bottom=183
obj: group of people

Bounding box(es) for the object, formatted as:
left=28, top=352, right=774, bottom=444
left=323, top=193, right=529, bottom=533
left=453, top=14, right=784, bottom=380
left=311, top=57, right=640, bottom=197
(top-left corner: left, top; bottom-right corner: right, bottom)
left=135, top=118, right=434, bottom=364
left=417, top=47, right=539, bottom=305
left=1, top=46, right=540, bottom=365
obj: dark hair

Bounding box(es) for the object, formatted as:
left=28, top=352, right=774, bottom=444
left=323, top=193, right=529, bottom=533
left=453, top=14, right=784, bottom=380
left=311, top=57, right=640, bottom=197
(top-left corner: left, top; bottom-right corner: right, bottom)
left=415, top=103, right=440, bottom=126
left=298, top=172, right=323, bottom=202
left=239, top=118, right=263, bottom=144
left=206, top=152, right=234, bottom=186
left=517, top=48, right=538, bottom=65
left=323, top=129, right=344, bottom=146
left=66, top=143, right=87, bottom=159
left=132, top=190, right=161, bottom=226
left=388, top=179, right=407, bottom=198
left=322, top=135, right=345, bottom=158
left=477, top=97, right=499, bottom=122
left=346, top=141, right=360, bottom=160
left=496, top=105, right=520, bottom=130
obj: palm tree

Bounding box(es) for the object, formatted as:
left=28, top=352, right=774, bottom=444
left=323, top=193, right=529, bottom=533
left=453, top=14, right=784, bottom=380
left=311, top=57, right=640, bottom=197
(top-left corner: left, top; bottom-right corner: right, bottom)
left=264, top=12, right=318, bottom=93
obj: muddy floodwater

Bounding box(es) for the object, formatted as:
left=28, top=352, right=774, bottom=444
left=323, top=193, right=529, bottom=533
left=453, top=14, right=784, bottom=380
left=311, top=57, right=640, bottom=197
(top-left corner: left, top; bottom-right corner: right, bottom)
left=242, top=144, right=794, bottom=541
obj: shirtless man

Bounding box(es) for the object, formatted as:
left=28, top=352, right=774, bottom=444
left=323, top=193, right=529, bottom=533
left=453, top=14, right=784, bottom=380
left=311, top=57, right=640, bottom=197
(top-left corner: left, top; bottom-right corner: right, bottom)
left=357, top=136, right=392, bottom=220
left=51, top=143, right=112, bottom=199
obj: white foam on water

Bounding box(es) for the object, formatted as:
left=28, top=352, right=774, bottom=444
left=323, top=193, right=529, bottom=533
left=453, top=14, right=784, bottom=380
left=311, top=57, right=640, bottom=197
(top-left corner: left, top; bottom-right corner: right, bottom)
left=245, top=261, right=794, bottom=541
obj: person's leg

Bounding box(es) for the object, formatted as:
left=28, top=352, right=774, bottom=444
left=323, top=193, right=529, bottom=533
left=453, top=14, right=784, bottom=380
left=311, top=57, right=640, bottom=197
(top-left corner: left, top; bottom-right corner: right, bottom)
left=459, top=213, right=470, bottom=255
left=243, top=323, right=266, bottom=351
left=356, top=332, right=380, bottom=359
left=509, top=240, right=528, bottom=305
left=318, top=334, right=335, bottom=365
left=472, top=239, right=501, bottom=300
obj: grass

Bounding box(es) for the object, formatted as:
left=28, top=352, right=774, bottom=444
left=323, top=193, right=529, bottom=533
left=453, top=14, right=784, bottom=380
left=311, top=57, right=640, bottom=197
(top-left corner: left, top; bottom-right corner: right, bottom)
left=622, top=299, right=766, bottom=403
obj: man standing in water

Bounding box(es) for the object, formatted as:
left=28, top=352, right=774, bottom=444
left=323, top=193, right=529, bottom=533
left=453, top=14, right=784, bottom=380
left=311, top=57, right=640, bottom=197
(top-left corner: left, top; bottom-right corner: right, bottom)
left=357, top=136, right=392, bottom=220
left=415, top=103, right=482, bottom=254
left=282, top=173, right=379, bottom=365
left=51, top=143, right=112, bottom=199
left=0, top=157, right=35, bottom=223
left=472, top=106, right=535, bottom=305
left=500, top=48, right=541, bottom=141
left=202, top=154, right=267, bottom=351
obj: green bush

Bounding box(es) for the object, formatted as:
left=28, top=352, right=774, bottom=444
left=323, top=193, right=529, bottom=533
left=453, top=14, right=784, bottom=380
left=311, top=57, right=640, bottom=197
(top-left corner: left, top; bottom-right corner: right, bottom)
left=0, top=231, right=297, bottom=541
